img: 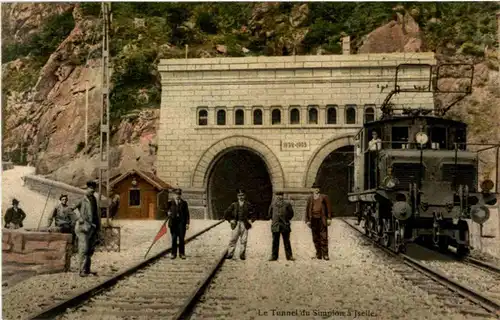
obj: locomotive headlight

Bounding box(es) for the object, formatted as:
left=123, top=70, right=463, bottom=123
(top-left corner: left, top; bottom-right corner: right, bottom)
left=480, top=179, right=494, bottom=193
left=415, top=132, right=428, bottom=145
left=384, top=176, right=398, bottom=189
left=470, top=205, right=490, bottom=224
left=392, top=201, right=412, bottom=220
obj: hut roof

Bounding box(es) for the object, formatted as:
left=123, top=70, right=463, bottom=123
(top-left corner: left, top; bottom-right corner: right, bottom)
left=108, top=169, right=171, bottom=191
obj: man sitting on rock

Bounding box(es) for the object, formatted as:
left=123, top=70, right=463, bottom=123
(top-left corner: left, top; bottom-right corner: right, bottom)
left=4, top=198, right=26, bottom=229
left=47, top=194, right=76, bottom=233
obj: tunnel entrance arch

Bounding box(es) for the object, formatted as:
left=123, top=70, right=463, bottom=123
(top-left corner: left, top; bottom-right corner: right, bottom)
left=191, top=136, right=285, bottom=219
left=314, top=146, right=355, bottom=216
left=207, top=148, right=273, bottom=220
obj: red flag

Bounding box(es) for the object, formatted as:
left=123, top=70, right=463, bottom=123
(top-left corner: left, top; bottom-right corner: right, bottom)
left=144, top=219, right=168, bottom=259
left=153, top=222, right=167, bottom=243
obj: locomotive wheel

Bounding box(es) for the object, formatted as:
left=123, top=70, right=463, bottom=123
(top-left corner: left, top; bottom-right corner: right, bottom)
left=363, top=217, right=370, bottom=236
left=371, top=218, right=379, bottom=240
left=382, top=233, right=390, bottom=247
left=393, top=220, right=401, bottom=253
left=381, top=219, right=391, bottom=247
left=372, top=219, right=382, bottom=242
left=438, top=236, right=449, bottom=252
left=456, top=244, right=470, bottom=259
left=393, top=220, right=406, bottom=253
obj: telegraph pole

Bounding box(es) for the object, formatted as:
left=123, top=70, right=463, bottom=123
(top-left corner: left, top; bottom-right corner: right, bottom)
left=497, top=11, right=500, bottom=83
left=99, top=2, right=111, bottom=226
left=497, top=10, right=500, bottom=238
left=85, top=79, right=89, bottom=147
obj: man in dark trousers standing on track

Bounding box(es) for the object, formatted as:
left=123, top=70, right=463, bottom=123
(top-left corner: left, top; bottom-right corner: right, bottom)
left=224, top=189, right=255, bottom=260
left=72, top=181, right=100, bottom=277
left=166, top=188, right=190, bottom=259
left=305, top=183, right=333, bottom=260
left=267, top=191, right=295, bottom=261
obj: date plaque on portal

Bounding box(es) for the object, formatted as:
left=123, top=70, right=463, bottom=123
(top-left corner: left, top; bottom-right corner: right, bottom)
left=281, top=140, right=310, bottom=151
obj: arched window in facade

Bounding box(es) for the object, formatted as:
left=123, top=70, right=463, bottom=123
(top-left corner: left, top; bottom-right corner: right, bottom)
left=271, top=108, right=281, bottom=125
left=308, top=107, right=318, bottom=124
left=326, top=106, right=337, bottom=124
left=198, top=109, right=208, bottom=126
left=235, top=109, right=244, bottom=125
left=345, top=105, right=357, bottom=124
left=364, top=105, right=375, bottom=123
left=217, top=109, right=226, bottom=125
left=290, top=108, right=300, bottom=124
left=253, top=109, right=263, bottom=125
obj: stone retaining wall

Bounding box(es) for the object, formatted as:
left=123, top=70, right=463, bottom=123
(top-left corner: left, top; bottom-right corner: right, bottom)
left=23, top=174, right=108, bottom=206
left=2, top=229, right=72, bottom=276
left=24, top=174, right=86, bottom=205
left=2, top=162, right=14, bottom=171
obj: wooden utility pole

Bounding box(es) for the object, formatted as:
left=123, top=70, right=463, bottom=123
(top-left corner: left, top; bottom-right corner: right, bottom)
left=99, top=2, right=111, bottom=226
left=85, top=79, right=89, bottom=147
left=497, top=11, right=500, bottom=83
left=497, top=10, right=500, bottom=239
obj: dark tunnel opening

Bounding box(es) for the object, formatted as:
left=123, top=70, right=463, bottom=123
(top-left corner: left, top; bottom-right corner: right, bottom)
left=208, top=149, right=273, bottom=220
left=314, top=146, right=355, bottom=217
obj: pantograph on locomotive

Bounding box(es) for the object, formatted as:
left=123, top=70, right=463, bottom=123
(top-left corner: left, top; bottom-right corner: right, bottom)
left=347, top=63, right=499, bottom=256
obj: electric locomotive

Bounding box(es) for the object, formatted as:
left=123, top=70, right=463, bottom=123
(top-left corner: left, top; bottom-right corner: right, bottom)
left=347, top=63, right=499, bottom=256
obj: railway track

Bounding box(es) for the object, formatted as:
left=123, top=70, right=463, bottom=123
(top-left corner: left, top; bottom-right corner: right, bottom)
left=412, top=242, right=500, bottom=308
left=462, top=257, right=500, bottom=277
left=342, top=218, right=500, bottom=319
left=28, top=220, right=228, bottom=320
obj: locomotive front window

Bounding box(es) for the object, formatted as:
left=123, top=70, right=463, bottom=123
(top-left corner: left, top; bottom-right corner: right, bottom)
left=391, top=127, right=409, bottom=149
left=430, top=127, right=447, bottom=149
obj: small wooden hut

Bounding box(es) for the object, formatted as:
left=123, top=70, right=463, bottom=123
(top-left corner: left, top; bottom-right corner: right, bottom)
left=108, top=169, right=171, bottom=220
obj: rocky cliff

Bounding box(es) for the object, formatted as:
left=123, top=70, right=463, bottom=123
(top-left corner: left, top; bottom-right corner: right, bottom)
left=2, top=2, right=499, bottom=186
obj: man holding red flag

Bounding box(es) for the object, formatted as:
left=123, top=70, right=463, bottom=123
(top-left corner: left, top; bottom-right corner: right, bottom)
left=166, top=188, right=190, bottom=259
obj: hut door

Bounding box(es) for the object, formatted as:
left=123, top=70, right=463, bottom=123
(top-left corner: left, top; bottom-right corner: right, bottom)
left=148, top=202, right=154, bottom=219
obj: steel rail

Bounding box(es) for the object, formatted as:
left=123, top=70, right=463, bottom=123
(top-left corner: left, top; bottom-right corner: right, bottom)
left=341, top=219, right=500, bottom=318
left=417, top=242, right=500, bottom=277
left=29, top=219, right=224, bottom=320
left=173, top=248, right=228, bottom=320
left=464, top=257, right=500, bottom=276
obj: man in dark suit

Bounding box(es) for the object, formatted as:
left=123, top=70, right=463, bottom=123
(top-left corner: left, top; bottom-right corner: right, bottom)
left=166, top=188, right=190, bottom=259
left=4, top=198, right=26, bottom=229
left=305, top=182, right=333, bottom=260
left=267, top=191, right=295, bottom=261
left=223, top=189, right=255, bottom=260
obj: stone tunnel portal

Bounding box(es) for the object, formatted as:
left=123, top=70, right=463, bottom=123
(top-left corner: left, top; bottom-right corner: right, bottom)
left=314, top=146, right=355, bottom=217
left=208, top=149, right=273, bottom=220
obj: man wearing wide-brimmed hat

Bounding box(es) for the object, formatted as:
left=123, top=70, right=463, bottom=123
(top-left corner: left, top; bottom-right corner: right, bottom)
left=166, top=188, right=190, bottom=259
left=267, top=191, right=295, bottom=261
left=4, top=198, right=26, bottom=229
left=72, top=180, right=101, bottom=277
left=305, top=182, right=333, bottom=260
left=223, top=189, right=256, bottom=260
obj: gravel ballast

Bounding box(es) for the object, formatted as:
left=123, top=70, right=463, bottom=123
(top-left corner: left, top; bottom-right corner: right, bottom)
left=192, top=220, right=491, bottom=320
left=2, top=219, right=222, bottom=319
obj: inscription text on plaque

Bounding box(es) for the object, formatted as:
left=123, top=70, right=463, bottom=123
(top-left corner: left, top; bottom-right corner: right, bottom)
left=281, top=140, right=310, bottom=151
